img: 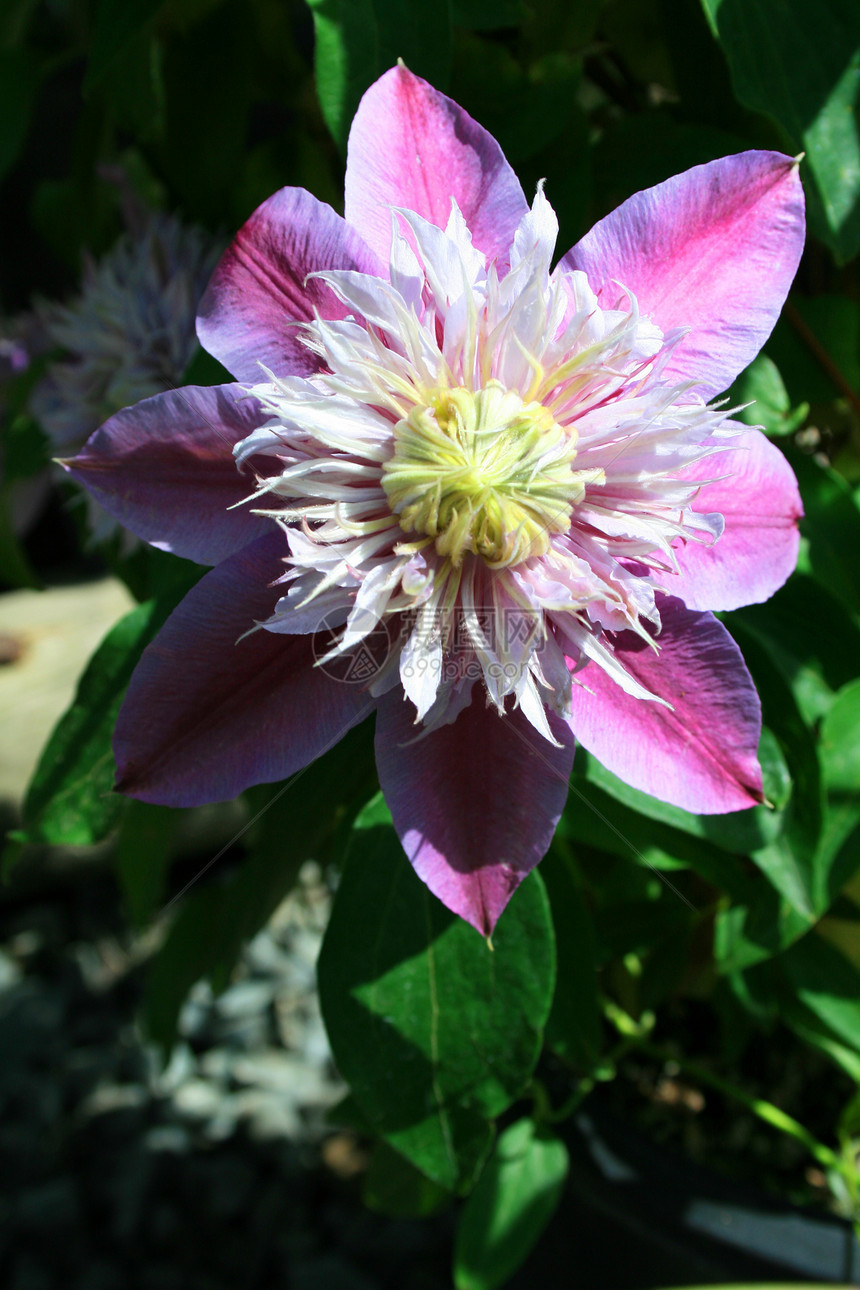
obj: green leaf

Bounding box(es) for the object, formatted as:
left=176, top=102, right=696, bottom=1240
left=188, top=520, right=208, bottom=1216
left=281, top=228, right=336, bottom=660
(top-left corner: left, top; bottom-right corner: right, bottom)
left=143, top=719, right=377, bottom=1053
left=726, top=622, right=824, bottom=921
left=85, top=0, right=167, bottom=90
left=574, top=745, right=785, bottom=859
left=733, top=574, right=860, bottom=725
left=731, top=354, right=809, bottom=437
left=789, top=449, right=860, bottom=623
left=306, top=0, right=453, bottom=151
left=363, top=1140, right=451, bottom=1218
left=318, top=819, right=555, bottom=1192
left=714, top=893, right=812, bottom=975
left=541, top=845, right=602, bottom=1070
left=814, top=799, right=860, bottom=908
left=453, top=1117, right=568, bottom=1290
left=781, top=931, right=860, bottom=1058
left=20, top=599, right=168, bottom=846
left=821, top=678, right=860, bottom=793
left=567, top=736, right=816, bottom=974
left=563, top=764, right=756, bottom=872
left=781, top=993, right=860, bottom=1082
left=701, top=0, right=860, bottom=260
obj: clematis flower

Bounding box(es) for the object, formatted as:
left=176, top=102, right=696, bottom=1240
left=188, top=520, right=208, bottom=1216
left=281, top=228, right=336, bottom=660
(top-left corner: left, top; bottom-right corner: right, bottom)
left=65, top=67, right=805, bottom=934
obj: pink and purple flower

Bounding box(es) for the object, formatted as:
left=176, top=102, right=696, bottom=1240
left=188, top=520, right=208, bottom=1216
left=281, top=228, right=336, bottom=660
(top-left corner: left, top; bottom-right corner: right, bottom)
left=65, top=66, right=805, bottom=934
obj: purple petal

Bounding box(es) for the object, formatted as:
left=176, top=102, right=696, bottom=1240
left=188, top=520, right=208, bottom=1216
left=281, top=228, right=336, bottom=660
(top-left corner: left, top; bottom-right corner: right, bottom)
left=345, top=65, right=528, bottom=268
left=115, top=534, right=374, bottom=805
left=561, top=152, right=805, bottom=399
left=196, top=187, right=383, bottom=382
left=63, top=384, right=268, bottom=565
left=566, top=597, right=763, bottom=813
left=375, top=689, right=575, bottom=935
left=667, top=428, right=802, bottom=611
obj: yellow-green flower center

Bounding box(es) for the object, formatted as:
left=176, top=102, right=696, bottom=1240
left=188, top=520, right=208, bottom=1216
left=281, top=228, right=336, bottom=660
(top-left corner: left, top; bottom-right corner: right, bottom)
left=382, top=382, right=592, bottom=568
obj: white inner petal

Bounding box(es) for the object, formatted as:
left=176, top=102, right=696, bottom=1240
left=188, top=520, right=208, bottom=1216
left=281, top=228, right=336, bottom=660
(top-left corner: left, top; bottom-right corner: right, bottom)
left=231, top=193, right=734, bottom=743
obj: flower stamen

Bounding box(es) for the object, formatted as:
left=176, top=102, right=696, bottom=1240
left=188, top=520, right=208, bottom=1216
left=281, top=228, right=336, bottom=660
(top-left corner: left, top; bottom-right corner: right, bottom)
left=382, top=381, right=600, bottom=568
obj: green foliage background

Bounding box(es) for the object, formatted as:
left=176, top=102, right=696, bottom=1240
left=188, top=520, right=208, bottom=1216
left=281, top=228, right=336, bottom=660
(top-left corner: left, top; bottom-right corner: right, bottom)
left=2, top=0, right=860, bottom=1284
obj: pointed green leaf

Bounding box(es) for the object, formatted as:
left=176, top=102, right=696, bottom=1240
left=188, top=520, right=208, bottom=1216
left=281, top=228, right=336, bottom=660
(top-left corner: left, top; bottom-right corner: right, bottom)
left=363, top=1140, right=451, bottom=1218
left=724, top=623, right=824, bottom=921
left=20, top=599, right=166, bottom=846
left=731, top=354, right=809, bottom=438
left=789, top=449, right=860, bottom=621
left=453, top=1117, right=568, bottom=1290
left=306, top=0, right=452, bottom=151
left=821, top=679, right=860, bottom=793
left=701, top=0, right=860, bottom=260
left=781, top=931, right=860, bottom=1057
left=318, top=817, right=555, bottom=1192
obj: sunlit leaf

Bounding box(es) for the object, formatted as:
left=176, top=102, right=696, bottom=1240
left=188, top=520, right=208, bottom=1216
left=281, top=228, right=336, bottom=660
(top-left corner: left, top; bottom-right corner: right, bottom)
left=731, top=354, right=809, bottom=437
left=318, top=813, right=555, bottom=1192
left=306, top=0, right=452, bottom=150
left=820, top=679, right=860, bottom=793
left=701, top=0, right=860, bottom=260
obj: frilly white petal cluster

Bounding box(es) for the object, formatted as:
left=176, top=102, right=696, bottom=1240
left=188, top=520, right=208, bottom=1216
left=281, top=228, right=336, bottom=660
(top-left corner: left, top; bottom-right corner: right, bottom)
left=234, top=190, right=737, bottom=745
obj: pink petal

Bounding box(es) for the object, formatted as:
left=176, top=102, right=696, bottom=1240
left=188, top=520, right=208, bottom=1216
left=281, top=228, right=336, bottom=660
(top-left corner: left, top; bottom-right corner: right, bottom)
left=374, top=689, right=575, bottom=935
left=345, top=65, right=528, bottom=268
left=196, top=187, right=383, bottom=382
left=115, top=534, right=375, bottom=805
left=63, top=385, right=267, bottom=566
left=566, top=597, right=763, bottom=813
left=667, top=428, right=802, bottom=611
left=560, top=152, right=805, bottom=399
